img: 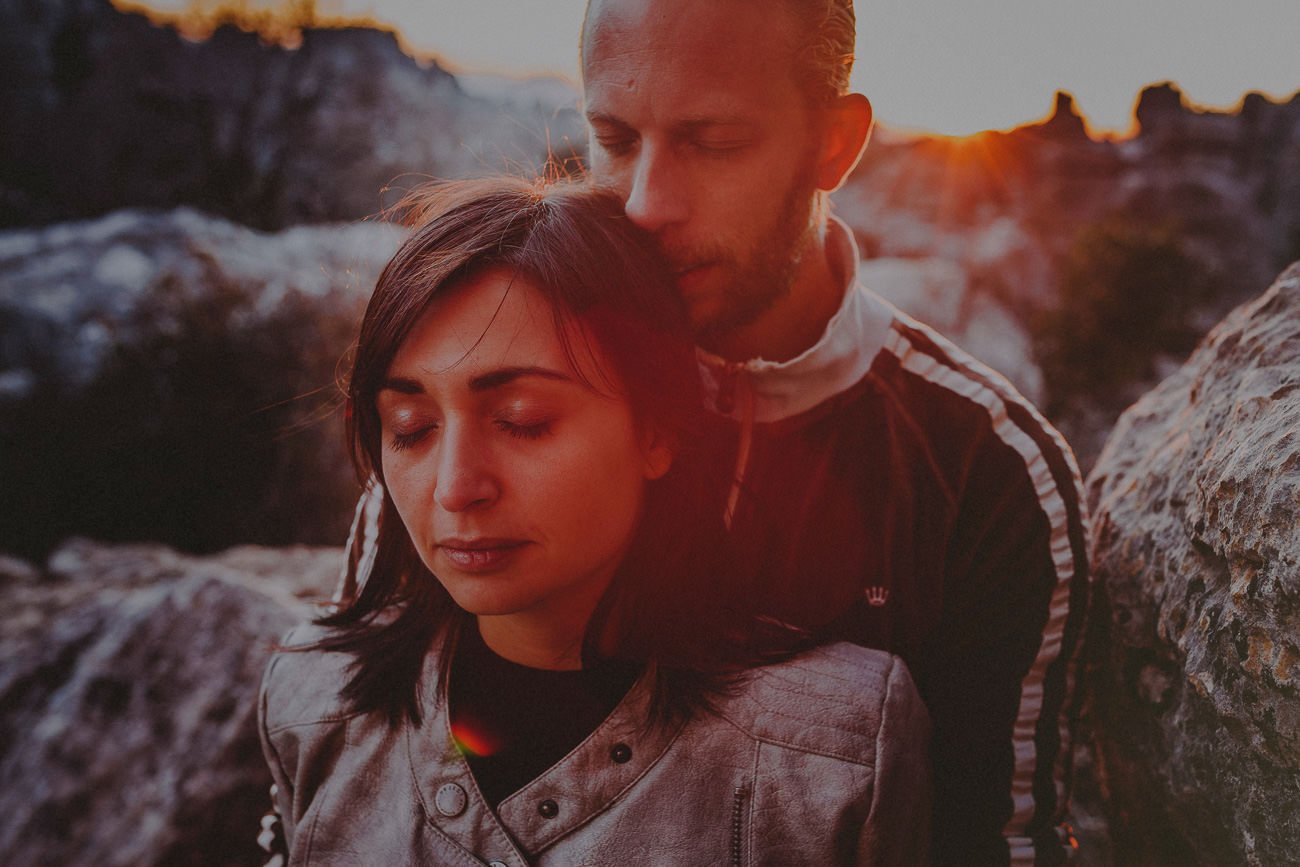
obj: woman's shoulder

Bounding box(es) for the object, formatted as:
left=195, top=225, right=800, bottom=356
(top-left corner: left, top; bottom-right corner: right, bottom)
left=259, top=621, right=366, bottom=733
left=713, top=642, right=928, bottom=765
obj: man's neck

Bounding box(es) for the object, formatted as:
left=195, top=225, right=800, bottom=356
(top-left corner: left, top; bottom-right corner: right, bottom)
left=707, top=224, right=845, bottom=364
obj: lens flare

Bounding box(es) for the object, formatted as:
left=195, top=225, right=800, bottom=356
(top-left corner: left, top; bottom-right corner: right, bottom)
left=450, top=721, right=500, bottom=758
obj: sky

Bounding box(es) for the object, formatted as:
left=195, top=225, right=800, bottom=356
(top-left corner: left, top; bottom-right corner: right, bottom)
left=133, top=0, right=1300, bottom=137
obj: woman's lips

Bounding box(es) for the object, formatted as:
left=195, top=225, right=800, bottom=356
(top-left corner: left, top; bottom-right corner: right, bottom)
left=436, top=538, right=530, bottom=573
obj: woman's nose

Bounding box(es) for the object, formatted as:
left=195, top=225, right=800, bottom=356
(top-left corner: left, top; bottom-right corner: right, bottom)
left=434, top=430, right=499, bottom=513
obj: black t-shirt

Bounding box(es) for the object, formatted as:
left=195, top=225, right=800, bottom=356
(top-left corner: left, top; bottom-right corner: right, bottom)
left=448, top=624, right=639, bottom=809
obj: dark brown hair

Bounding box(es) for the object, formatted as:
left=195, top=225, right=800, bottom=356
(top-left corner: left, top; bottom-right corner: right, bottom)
left=315, top=176, right=785, bottom=727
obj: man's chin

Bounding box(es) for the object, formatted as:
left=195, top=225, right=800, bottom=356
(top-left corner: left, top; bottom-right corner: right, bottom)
left=689, top=304, right=758, bottom=356
left=679, top=286, right=734, bottom=341
left=673, top=265, right=725, bottom=327
left=674, top=262, right=723, bottom=304
left=682, top=303, right=723, bottom=342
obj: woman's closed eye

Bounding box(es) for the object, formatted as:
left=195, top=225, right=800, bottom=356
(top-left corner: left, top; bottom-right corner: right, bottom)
left=495, top=414, right=554, bottom=441
left=386, top=416, right=554, bottom=451
left=388, top=424, right=437, bottom=452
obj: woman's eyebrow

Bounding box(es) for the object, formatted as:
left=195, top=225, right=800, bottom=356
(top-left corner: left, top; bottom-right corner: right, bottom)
left=468, top=366, right=574, bottom=392
left=377, top=367, right=574, bottom=396
left=378, top=376, right=423, bottom=395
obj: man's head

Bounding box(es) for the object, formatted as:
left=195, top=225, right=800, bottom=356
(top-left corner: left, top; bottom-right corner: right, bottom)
left=581, top=0, right=872, bottom=359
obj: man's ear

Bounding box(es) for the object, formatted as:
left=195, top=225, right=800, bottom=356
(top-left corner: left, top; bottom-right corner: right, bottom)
left=814, top=93, right=874, bottom=192
left=640, top=428, right=675, bottom=481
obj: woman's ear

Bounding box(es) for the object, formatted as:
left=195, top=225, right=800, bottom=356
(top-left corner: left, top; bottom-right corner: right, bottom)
left=813, top=93, right=874, bottom=193
left=640, top=428, right=675, bottom=480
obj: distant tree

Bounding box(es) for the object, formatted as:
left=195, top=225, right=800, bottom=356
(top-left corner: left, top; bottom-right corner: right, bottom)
left=1035, top=216, right=1209, bottom=417
left=0, top=255, right=363, bottom=560
left=160, top=0, right=323, bottom=46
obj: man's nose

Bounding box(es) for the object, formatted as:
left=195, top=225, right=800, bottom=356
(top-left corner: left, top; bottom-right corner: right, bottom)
left=623, top=144, right=689, bottom=233
left=434, top=428, right=499, bottom=513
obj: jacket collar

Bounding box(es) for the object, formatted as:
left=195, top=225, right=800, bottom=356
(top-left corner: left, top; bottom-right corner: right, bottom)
left=697, top=215, right=895, bottom=424
left=406, top=636, right=685, bottom=862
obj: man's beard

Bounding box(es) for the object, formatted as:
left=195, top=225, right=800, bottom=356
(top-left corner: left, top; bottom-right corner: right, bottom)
left=689, top=168, right=819, bottom=348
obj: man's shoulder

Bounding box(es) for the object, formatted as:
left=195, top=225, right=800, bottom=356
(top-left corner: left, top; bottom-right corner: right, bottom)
left=713, top=643, right=926, bottom=766
left=860, top=301, right=1081, bottom=481
left=865, top=301, right=1046, bottom=433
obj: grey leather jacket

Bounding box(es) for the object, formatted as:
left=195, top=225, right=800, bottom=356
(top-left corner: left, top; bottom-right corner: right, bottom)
left=259, top=624, right=932, bottom=866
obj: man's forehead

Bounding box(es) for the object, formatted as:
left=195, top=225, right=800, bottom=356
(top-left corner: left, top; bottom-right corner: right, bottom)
left=584, top=0, right=799, bottom=66
left=582, top=0, right=803, bottom=111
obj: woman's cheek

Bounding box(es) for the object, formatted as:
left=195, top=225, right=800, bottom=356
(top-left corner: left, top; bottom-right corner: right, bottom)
left=384, top=459, right=433, bottom=541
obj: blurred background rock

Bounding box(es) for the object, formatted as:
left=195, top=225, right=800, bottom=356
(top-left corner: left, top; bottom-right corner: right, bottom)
left=1, top=1, right=1297, bottom=864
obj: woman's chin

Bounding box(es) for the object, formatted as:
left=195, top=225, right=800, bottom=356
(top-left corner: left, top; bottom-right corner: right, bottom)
left=444, top=586, right=524, bottom=618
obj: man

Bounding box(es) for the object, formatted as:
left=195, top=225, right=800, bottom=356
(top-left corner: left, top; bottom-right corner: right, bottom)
left=337, top=0, right=1089, bottom=863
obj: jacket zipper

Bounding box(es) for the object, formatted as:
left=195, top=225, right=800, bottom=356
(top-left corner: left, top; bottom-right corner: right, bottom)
left=731, top=785, right=746, bottom=867
left=721, top=365, right=755, bottom=530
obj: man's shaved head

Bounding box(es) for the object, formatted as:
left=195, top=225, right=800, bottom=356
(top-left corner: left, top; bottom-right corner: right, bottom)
left=582, top=0, right=856, bottom=107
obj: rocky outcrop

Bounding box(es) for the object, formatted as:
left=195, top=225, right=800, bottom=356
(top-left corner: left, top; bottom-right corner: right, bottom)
left=1125, top=83, right=1300, bottom=317
left=857, top=256, right=1044, bottom=404
left=839, top=83, right=1300, bottom=319
left=0, top=0, right=583, bottom=229
left=1084, top=262, right=1300, bottom=865
left=836, top=84, right=1300, bottom=470
left=0, top=538, right=340, bottom=867
left=0, top=208, right=402, bottom=558
left=1035, top=91, right=1090, bottom=142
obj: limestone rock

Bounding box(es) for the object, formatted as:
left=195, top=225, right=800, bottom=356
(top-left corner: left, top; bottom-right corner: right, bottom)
left=1037, top=91, right=1090, bottom=142
left=0, top=538, right=337, bottom=867
left=858, top=256, right=1045, bottom=404
left=1084, top=262, right=1300, bottom=865
left=0, top=207, right=401, bottom=386
left=0, top=551, right=39, bottom=582
left=0, top=208, right=402, bottom=558
left=1134, top=82, right=1189, bottom=137
left=0, top=0, right=583, bottom=230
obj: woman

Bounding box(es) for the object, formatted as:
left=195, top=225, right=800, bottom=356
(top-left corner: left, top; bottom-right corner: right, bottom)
left=258, top=176, right=931, bottom=866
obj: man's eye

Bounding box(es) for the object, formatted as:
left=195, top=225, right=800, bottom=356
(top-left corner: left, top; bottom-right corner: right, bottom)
left=595, top=135, right=636, bottom=156
left=693, top=139, right=749, bottom=154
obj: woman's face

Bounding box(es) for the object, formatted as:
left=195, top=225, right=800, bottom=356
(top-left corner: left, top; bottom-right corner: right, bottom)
left=377, top=266, right=672, bottom=653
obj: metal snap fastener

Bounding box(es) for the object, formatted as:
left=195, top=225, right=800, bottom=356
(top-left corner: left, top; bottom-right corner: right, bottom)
left=610, top=742, right=633, bottom=764
left=435, top=782, right=468, bottom=817
left=538, top=798, right=559, bottom=819
left=488, top=861, right=509, bottom=867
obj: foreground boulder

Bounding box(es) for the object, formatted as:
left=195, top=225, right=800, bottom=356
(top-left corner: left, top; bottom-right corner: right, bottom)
left=0, top=538, right=338, bottom=867
left=1085, top=262, right=1300, bottom=864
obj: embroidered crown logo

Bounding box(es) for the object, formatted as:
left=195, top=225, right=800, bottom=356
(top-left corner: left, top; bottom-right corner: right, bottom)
left=865, top=586, right=889, bottom=607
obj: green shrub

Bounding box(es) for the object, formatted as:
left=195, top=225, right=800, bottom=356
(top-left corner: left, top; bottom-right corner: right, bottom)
left=1035, top=216, right=1210, bottom=416
left=0, top=257, right=364, bottom=560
